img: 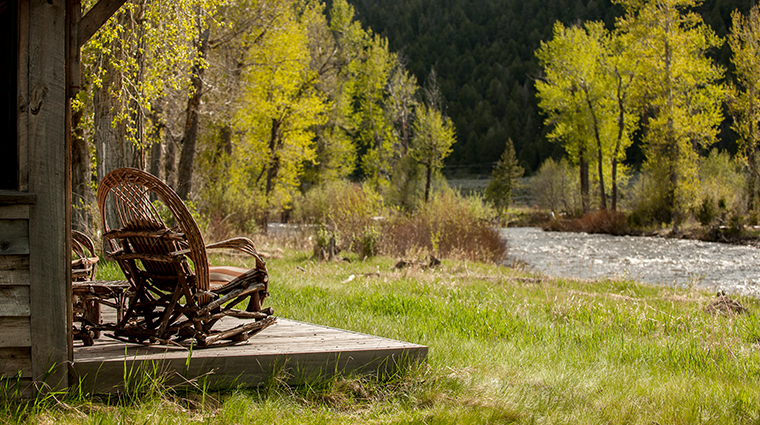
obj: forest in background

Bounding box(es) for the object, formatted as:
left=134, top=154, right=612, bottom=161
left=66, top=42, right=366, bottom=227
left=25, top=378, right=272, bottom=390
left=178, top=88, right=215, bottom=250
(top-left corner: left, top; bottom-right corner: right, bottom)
left=348, top=0, right=756, bottom=175
left=71, top=0, right=760, bottom=247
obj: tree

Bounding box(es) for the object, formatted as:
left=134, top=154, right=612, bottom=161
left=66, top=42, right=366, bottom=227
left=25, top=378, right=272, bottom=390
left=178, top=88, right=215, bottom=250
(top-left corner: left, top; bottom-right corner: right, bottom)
left=302, top=0, right=365, bottom=186
left=536, top=22, right=611, bottom=212
left=617, top=0, right=724, bottom=227
left=176, top=24, right=210, bottom=199
left=411, top=104, right=456, bottom=203
left=606, top=33, right=639, bottom=212
left=485, top=138, right=524, bottom=219
left=79, top=0, right=221, bottom=228
left=350, top=34, right=397, bottom=191
left=727, top=5, right=760, bottom=214
left=233, top=3, right=328, bottom=226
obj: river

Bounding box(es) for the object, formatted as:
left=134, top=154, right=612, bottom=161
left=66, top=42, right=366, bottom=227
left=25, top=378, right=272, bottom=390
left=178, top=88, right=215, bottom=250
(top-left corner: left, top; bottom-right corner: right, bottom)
left=503, top=227, right=760, bottom=296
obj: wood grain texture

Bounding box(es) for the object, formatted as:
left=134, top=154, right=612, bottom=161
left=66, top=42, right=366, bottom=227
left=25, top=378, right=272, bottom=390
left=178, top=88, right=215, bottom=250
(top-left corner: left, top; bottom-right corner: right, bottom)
left=0, top=270, right=30, bottom=286
left=0, top=255, right=29, bottom=271
left=0, top=255, right=30, bottom=287
left=0, top=220, right=29, bottom=255
left=0, top=347, right=32, bottom=378
left=0, top=317, right=31, bottom=348
left=0, top=286, right=30, bottom=316
left=26, top=0, right=70, bottom=389
left=16, top=0, right=29, bottom=192
left=0, top=193, right=35, bottom=206
left=73, top=317, right=428, bottom=394
left=0, top=205, right=30, bottom=219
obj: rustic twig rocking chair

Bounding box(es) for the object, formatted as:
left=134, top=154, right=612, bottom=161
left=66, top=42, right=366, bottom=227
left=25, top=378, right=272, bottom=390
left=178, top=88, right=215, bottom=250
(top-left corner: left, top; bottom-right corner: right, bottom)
left=97, top=168, right=275, bottom=347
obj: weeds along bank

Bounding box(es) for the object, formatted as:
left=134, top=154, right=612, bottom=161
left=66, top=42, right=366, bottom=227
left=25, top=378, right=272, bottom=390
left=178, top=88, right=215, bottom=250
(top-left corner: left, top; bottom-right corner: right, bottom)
left=5, top=254, right=760, bottom=424
left=291, top=181, right=507, bottom=264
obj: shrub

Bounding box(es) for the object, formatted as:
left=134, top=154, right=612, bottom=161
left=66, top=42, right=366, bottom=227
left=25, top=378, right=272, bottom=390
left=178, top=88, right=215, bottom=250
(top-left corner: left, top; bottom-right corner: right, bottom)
left=198, top=182, right=268, bottom=240
left=383, top=191, right=506, bottom=263
left=628, top=171, right=673, bottom=227
left=698, top=150, right=745, bottom=217
left=557, top=210, right=630, bottom=235
left=294, top=181, right=385, bottom=258
left=696, top=195, right=719, bottom=227
left=531, top=158, right=580, bottom=214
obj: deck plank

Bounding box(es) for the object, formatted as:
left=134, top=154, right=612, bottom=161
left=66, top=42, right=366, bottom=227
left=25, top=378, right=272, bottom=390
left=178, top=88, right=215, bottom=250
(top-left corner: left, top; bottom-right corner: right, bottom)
left=71, top=316, right=427, bottom=393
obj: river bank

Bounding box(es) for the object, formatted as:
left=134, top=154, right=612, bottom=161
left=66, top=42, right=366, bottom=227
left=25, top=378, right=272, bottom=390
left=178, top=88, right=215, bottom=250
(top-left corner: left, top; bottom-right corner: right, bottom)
left=507, top=208, right=760, bottom=248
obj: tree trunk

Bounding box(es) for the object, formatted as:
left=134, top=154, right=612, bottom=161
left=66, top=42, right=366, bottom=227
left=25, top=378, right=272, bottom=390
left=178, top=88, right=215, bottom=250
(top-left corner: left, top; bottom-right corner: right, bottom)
left=579, top=144, right=589, bottom=214
left=164, top=137, right=177, bottom=190
left=94, top=60, right=138, bottom=229
left=262, top=118, right=283, bottom=232
left=584, top=90, right=606, bottom=210
left=71, top=105, right=91, bottom=231
left=94, top=65, right=136, bottom=181
left=149, top=140, right=162, bottom=180
left=611, top=160, right=618, bottom=212
left=176, top=26, right=210, bottom=200
left=424, top=162, right=432, bottom=203
left=612, top=72, right=628, bottom=213
left=265, top=118, right=282, bottom=198
left=147, top=97, right=164, bottom=178
left=748, top=89, right=758, bottom=214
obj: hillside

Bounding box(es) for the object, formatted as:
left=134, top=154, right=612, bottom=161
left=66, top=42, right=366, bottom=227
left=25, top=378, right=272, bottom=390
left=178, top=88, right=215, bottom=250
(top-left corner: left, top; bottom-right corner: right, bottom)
left=348, top=0, right=755, bottom=175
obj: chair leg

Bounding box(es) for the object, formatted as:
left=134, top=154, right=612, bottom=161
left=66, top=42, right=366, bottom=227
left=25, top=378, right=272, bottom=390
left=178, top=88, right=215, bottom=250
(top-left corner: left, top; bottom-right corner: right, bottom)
left=83, top=298, right=101, bottom=339
left=245, top=291, right=261, bottom=312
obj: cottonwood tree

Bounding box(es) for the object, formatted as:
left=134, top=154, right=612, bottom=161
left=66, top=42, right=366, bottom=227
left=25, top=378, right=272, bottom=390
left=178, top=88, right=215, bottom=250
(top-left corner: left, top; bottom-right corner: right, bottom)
left=78, top=0, right=220, bottom=226
left=536, top=21, right=638, bottom=213
left=233, top=4, right=328, bottom=227
left=536, top=22, right=605, bottom=213
left=302, top=0, right=364, bottom=185
left=606, top=32, right=639, bottom=212
left=617, top=0, right=724, bottom=227
left=349, top=34, right=397, bottom=191
left=190, top=0, right=299, bottom=230
left=727, top=5, right=760, bottom=214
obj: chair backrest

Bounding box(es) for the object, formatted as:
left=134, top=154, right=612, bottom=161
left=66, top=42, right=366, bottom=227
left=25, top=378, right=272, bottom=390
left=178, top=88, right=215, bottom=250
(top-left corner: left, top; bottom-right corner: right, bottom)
left=71, top=230, right=98, bottom=281
left=97, top=168, right=210, bottom=293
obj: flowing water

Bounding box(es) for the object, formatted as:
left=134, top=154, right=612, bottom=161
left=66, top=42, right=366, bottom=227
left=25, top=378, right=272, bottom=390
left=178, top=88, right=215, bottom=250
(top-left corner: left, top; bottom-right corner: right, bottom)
left=503, top=227, right=760, bottom=296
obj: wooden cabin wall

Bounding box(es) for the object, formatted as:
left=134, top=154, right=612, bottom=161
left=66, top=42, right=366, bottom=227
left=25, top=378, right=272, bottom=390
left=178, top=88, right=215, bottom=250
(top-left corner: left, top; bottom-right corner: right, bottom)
left=0, top=204, right=33, bottom=392
left=0, top=0, right=71, bottom=393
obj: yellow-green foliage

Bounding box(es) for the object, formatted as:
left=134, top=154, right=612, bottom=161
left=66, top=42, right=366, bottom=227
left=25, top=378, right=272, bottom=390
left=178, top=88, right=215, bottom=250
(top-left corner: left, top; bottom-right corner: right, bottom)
left=82, top=0, right=222, bottom=146
left=619, top=0, right=725, bottom=224
left=233, top=3, right=328, bottom=212
left=293, top=180, right=385, bottom=256
left=697, top=149, right=746, bottom=216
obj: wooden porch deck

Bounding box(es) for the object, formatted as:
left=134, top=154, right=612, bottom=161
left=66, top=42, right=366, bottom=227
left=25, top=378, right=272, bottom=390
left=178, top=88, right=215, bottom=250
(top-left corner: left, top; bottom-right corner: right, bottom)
left=71, top=315, right=428, bottom=394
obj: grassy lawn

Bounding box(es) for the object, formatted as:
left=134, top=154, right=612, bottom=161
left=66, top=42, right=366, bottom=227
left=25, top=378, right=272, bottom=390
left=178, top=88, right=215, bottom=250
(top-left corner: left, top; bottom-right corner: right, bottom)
left=6, top=247, right=760, bottom=424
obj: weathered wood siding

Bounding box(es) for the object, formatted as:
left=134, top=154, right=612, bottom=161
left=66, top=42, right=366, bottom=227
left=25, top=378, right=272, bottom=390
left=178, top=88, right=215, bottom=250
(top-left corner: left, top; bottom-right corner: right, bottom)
left=0, top=204, right=33, bottom=388
left=0, top=0, right=72, bottom=393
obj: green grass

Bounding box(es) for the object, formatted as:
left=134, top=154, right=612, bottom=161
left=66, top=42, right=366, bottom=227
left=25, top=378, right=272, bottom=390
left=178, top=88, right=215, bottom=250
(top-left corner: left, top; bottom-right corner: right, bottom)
left=7, top=250, right=760, bottom=424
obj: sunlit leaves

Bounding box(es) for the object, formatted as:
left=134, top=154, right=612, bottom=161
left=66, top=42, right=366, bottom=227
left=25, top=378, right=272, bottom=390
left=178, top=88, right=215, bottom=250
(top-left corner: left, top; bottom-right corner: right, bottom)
left=727, top=5, right=760, bottom=212
left=233, top=2, right=328, bottom=211
left=82, top=0, right=222, bottom=148
left=536, top=21, right=637, bottom=210
left=617, top=0, right=725, bottom=222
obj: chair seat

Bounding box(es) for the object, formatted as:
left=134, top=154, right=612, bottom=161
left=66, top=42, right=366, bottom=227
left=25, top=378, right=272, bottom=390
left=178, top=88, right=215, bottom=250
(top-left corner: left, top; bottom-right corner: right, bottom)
left=209, top=266, right=253, bottom=290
